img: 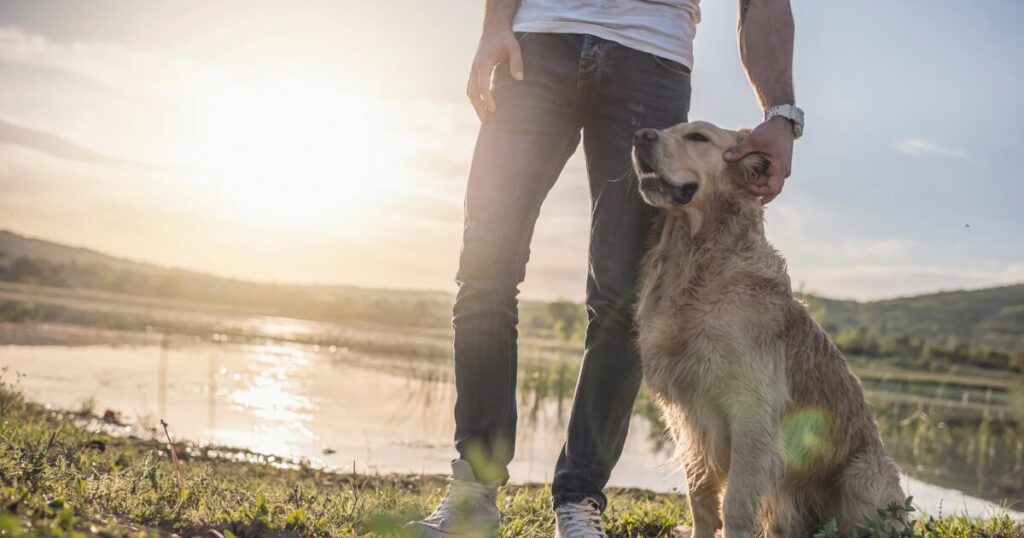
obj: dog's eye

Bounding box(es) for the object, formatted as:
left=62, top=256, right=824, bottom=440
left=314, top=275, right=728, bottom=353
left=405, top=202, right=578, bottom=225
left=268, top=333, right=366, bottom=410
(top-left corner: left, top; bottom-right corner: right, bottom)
left=684, top=132, right=709, bottom=142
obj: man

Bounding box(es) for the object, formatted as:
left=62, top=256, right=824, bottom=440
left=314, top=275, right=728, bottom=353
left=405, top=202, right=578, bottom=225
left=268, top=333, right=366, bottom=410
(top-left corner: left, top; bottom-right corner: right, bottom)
left=407, top=0, right=802, bottom=536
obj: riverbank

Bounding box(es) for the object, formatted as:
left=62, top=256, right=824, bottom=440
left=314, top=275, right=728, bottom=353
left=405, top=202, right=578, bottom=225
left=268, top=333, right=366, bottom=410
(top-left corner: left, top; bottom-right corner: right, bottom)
left=1, top=377, right=1022, bottom=537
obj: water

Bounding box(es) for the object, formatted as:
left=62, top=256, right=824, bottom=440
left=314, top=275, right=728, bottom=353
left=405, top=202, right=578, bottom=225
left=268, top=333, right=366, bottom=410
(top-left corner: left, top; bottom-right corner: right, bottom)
left=2, top=339, right=1020, bottom=520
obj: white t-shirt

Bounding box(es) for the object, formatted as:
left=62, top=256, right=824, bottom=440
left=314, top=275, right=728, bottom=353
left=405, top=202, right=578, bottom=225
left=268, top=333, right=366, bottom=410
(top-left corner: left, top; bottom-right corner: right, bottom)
left=512, top=0, right=702, bottom=68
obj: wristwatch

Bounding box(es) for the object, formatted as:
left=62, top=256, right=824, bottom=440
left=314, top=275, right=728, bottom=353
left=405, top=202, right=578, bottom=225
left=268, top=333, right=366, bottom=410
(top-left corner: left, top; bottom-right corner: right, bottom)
left=766, top=104, right=804, bottom=139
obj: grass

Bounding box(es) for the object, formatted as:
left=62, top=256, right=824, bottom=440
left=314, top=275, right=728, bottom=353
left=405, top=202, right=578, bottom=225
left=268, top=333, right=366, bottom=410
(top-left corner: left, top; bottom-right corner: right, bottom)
left=1, top=375, right=1022, bottom=537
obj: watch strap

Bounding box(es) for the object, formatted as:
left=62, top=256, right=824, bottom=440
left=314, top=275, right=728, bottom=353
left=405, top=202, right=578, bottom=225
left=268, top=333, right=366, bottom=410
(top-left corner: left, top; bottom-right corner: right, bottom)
left=766, top=104, right=804, bottom=139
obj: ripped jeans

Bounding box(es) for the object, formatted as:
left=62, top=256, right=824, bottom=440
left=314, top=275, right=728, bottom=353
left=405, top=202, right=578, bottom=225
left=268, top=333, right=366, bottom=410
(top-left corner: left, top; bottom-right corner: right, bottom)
left=452, top=32, right=691, bottom=510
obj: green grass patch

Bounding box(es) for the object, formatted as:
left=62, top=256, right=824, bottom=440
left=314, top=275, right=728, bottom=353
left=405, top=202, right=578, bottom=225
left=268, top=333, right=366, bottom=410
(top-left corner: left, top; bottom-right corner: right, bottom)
left=0, top=373, right=1021, bottom=537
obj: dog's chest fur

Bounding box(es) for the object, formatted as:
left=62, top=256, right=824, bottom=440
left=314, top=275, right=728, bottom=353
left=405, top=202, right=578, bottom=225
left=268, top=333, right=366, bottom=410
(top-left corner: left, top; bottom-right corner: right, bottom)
left=639, top=239, right=749, bottom=397
left=635, top=213, right=788, bottom=405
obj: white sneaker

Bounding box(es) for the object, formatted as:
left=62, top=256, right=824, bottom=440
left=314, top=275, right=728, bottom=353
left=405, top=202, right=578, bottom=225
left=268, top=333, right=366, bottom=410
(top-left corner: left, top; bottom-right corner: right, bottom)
left=404, top=460, right=500, bottom=537
left=671, top=526, right=720, bottom=538
left=554, top=498, right=607, bottom=538
left=671, top=526, right=693, bottom=538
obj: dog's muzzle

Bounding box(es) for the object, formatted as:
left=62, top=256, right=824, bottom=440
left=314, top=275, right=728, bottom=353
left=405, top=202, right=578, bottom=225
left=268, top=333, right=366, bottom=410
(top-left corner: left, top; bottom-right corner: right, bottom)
left=633, top=129, right=699, bottom=205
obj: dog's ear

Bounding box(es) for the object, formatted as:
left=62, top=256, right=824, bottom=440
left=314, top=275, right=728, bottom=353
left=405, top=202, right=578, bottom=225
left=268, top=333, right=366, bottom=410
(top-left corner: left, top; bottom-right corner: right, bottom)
left=733, top=154, right=770, bottom=188
left=730, top=129, right=768, bottom=188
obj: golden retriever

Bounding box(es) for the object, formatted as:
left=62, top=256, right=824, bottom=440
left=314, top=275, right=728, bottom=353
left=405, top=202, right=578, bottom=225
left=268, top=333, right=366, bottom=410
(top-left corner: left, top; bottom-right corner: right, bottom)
left=631, top=121, right=905, bottom=537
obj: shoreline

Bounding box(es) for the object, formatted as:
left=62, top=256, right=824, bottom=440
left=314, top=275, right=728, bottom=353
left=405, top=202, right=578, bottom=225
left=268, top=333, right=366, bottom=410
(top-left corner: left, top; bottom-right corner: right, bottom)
left=2, top=379, right=1023, bottom=537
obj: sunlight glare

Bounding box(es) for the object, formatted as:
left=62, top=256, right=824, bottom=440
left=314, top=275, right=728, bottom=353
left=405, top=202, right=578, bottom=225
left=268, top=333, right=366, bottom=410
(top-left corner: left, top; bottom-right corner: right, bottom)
left=181, top=72, right=412, bottom=229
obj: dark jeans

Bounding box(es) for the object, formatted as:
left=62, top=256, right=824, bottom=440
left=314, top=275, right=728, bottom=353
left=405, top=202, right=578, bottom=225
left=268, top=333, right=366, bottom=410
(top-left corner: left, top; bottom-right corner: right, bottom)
left=452, top=32, right=691, bottom=510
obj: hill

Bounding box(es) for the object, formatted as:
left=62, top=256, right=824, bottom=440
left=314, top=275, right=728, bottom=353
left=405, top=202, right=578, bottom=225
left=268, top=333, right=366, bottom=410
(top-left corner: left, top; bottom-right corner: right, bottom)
left=1, top=230, right=1022, bottom=369
left=804, top=286, right=1024, bottom=354
left=0, top=229, right=454, bottom=328
left=0, top=229, right=168, bottom=275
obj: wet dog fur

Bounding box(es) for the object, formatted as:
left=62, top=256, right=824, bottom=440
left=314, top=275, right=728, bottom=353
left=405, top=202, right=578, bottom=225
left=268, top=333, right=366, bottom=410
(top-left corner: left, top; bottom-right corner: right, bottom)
left=632, top=121, right=905, bottom=537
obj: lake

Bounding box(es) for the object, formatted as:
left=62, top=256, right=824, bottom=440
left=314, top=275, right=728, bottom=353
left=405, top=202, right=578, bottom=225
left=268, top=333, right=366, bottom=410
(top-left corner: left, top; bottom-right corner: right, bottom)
left=1, top=318, right=1021, bottom=520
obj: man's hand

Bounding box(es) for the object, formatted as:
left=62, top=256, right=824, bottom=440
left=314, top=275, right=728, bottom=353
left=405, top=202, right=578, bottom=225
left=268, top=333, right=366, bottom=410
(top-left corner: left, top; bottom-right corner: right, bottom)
left=733, top=0, right=796, bottom=204
left=723, top=116, right=794, bottom=204
left=467, top=26, right=523, bottom=122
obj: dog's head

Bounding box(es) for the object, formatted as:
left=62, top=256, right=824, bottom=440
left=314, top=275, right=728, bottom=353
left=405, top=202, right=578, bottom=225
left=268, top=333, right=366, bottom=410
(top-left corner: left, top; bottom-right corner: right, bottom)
left=631, top=121, right=767, bottom=212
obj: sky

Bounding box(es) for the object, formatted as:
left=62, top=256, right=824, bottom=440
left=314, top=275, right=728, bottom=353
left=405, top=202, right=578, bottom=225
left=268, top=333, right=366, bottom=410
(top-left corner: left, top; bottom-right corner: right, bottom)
left=1, top=0, right=1022, bottom=301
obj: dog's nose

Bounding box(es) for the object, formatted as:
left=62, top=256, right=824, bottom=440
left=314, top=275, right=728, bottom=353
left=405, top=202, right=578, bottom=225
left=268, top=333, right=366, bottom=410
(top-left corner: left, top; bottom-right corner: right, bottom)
left=634, top=129, right=659, bottom=145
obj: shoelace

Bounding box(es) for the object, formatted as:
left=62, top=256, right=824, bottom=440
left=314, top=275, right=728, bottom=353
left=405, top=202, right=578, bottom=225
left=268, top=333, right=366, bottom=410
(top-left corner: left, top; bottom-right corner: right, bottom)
left=555, top=500, right=607, bottom=538
left=423, top=477, right=494, bottom=523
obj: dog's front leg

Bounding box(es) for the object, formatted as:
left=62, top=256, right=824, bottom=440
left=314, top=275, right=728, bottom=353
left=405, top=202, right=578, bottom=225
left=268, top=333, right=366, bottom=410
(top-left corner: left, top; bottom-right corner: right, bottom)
left=721, top=404, right=783, bottom=538
left=684, top=449, right=725, bottom=538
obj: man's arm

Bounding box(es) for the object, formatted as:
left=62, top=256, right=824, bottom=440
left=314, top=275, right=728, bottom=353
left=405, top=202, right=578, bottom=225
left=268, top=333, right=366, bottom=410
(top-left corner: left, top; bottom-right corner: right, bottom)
left=466, top=0, right=522, bottom=122
left=723, top=0, right=796, bottom=204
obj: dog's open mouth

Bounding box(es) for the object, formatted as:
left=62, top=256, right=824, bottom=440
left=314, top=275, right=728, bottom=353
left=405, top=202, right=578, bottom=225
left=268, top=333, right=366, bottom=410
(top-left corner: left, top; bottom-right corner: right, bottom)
left=634, top=154, right=665, bottom=190
left=636, top=154, right=657, bottom=179
left=634, top=155, right=698, bottom=205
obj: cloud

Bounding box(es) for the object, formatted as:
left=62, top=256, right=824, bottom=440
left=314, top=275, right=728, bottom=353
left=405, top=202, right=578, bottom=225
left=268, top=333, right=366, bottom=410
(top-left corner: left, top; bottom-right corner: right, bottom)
left=767, top=201, right=917, bottom=262
left=409, top=147, right=470, bottom=182
left=810, top=264, right=1005, bottom=281
left=0, top=118, right=172, bottom=170
left=1000, top=264, right=1024, bottom=282
left=762, top=198, right=1020, bottom=300
left=0, top=24, right=207, bottom=100
left=894, top=137, right=966, bottom=159
left=823, top=238, right=916, bottom=261
left=795, top=262, right=1024, bottom=300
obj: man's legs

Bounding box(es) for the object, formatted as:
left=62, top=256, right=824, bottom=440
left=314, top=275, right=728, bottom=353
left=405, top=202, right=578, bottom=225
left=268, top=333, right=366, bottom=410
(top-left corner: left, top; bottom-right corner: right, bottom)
left=552, top=37, right=692, bottom=510
left=453, top=32, right=584, bottom=485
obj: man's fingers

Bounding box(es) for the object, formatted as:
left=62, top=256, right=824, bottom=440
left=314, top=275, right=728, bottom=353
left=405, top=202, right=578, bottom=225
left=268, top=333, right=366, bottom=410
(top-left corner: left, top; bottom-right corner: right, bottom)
left=507, top=40, right=524, bottom=81
left=747, top=162, right=772, bottom=192
left=471, top=99, right=487, bottom=122
left=477, top=60, right=496, bottom=116
left=746, top=163, right=785, bottom=202
left=466, top=72, right=487, bottom=122
left=761, top=175, right=785, bottom=204
left=774, top=175, right=785, bottom=194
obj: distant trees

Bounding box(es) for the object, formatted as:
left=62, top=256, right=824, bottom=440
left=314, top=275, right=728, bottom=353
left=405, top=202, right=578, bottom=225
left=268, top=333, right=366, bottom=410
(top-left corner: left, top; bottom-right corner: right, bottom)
left=546, top=300, right=586, bottom=342
left=831, top=326, right=1022, bottom=373
left=804, top=287, right=1024, bottom=355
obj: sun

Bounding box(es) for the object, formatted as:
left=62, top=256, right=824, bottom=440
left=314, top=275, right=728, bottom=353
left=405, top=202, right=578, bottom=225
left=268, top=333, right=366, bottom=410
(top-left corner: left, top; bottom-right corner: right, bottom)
left=179, top=72, right=410, bottom=230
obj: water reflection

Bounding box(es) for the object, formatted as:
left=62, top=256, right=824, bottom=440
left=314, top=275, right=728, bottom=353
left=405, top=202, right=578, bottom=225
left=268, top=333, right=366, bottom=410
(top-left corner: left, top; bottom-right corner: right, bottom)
left=877, top=403, right=1024, bottom=503
left=1, top=340, right=1021, bottom=518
